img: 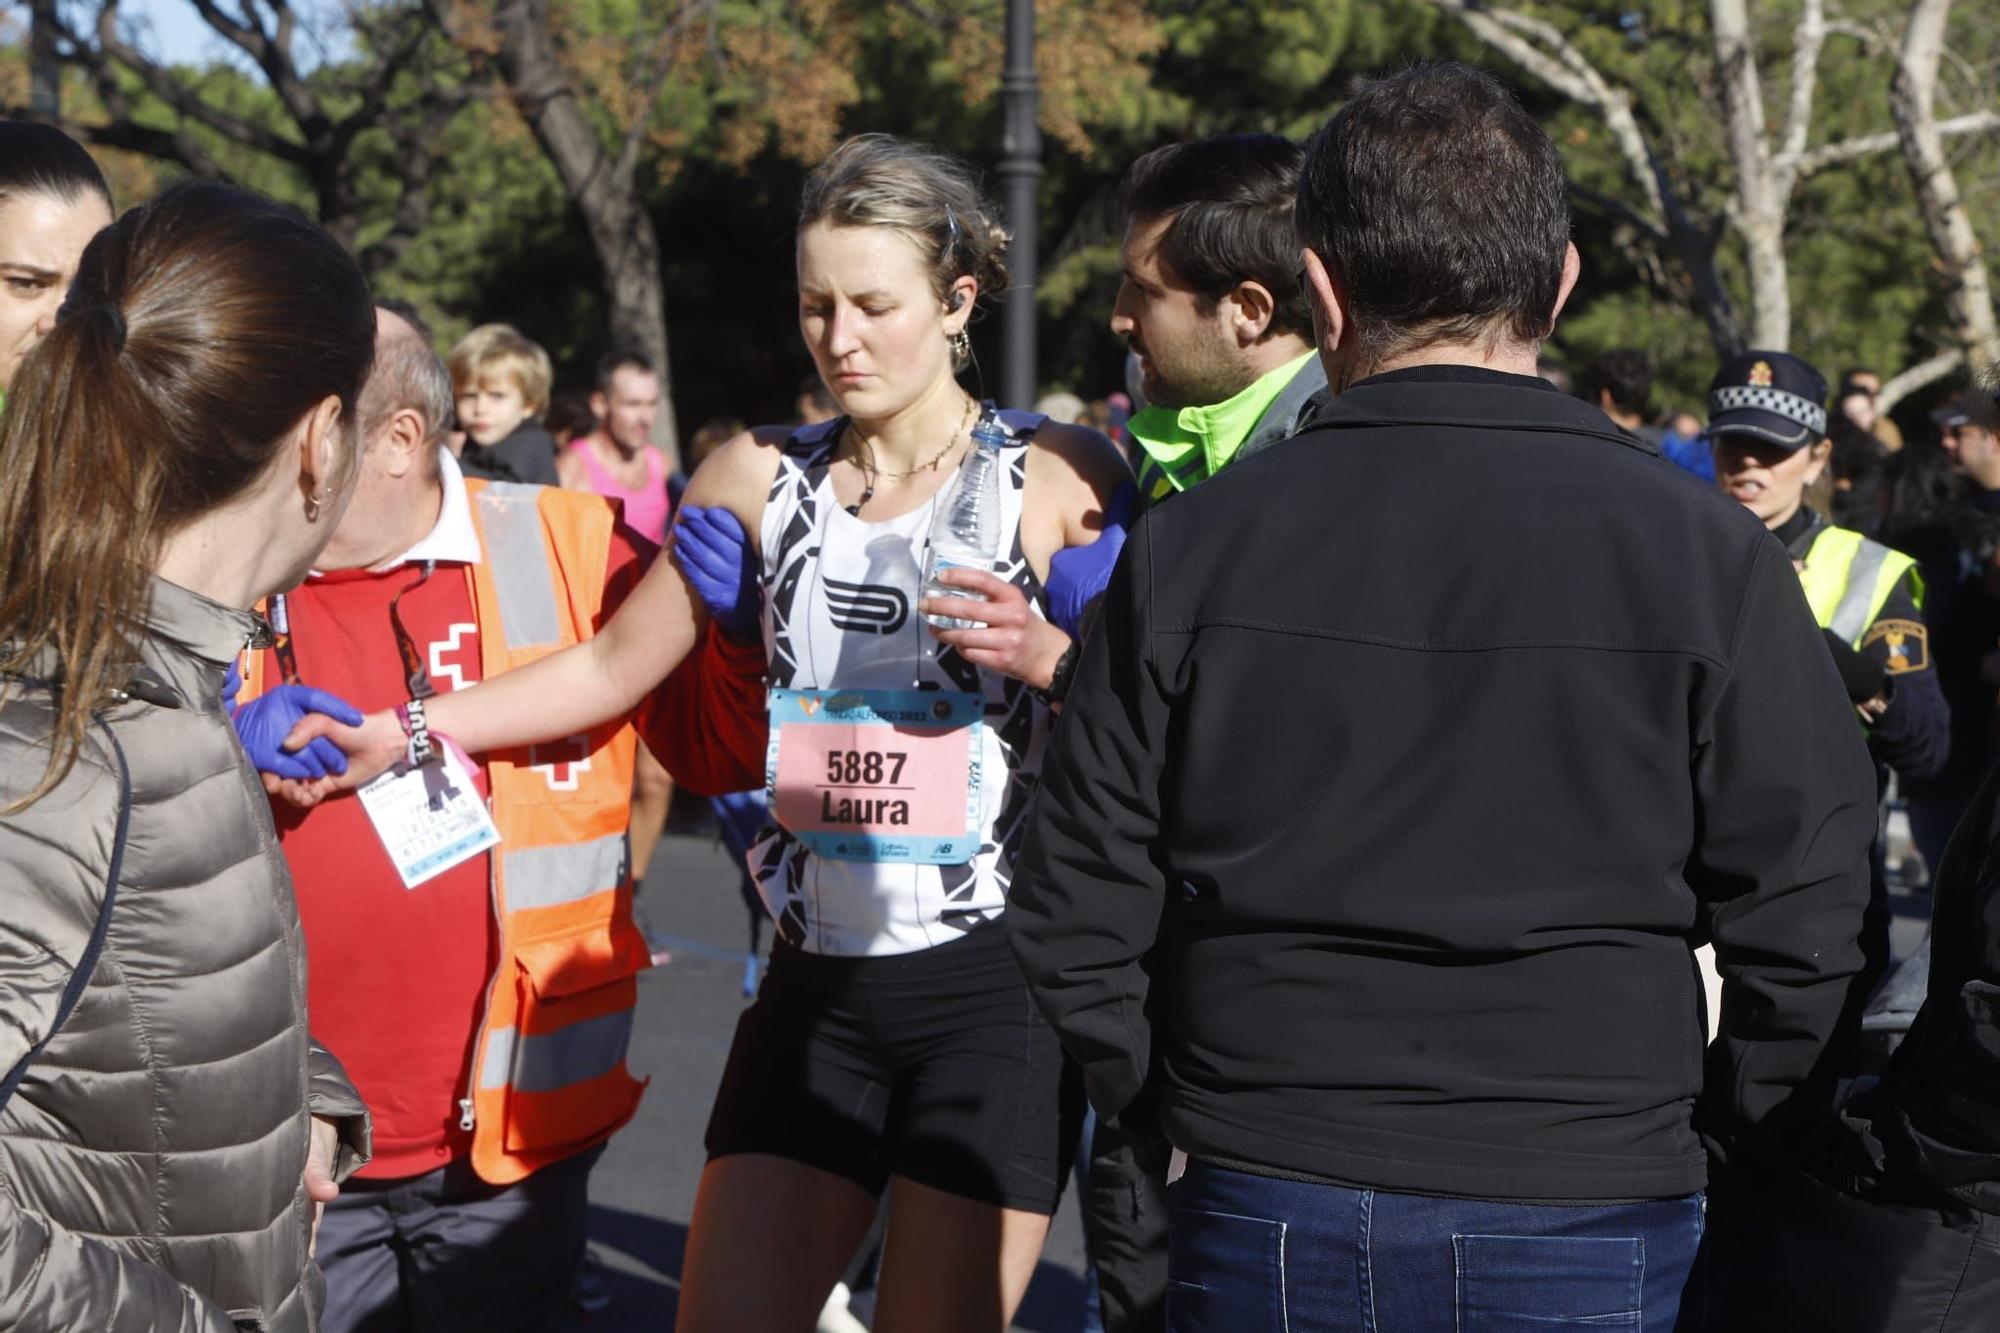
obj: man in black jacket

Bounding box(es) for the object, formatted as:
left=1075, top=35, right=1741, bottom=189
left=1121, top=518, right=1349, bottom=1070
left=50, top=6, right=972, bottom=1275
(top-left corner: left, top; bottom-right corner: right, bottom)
left=1008, top=63, right=1878, bottom=1331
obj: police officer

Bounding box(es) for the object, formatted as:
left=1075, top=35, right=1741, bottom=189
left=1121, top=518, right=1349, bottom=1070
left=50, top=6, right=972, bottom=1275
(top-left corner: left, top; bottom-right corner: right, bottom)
left=1709, top=349, right=1948, bottom=1006
left=1710, top=351, right=1947, bottom=788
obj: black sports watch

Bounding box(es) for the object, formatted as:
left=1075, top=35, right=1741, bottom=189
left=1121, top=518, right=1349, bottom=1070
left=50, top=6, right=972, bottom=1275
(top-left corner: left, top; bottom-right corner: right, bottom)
left=1032, top=640, right=1080, bottom=707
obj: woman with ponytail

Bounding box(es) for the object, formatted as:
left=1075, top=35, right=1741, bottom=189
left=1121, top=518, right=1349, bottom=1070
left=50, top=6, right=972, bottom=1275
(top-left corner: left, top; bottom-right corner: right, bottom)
left=0, top=180, right=378, bottom=1330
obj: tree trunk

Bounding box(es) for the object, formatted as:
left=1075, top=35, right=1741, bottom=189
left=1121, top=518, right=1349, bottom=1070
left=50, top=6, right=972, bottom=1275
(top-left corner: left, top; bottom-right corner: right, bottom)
left=1892, top=0, right=2000, bottom=376
left=489, top=0, right=681, bottom=470
left=1712, top=0, right=1791, bottom=350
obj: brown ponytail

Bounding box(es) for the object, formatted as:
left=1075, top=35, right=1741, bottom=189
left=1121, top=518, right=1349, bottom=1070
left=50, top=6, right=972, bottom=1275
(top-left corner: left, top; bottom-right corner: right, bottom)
left=0, top=181, right=375, bottom=805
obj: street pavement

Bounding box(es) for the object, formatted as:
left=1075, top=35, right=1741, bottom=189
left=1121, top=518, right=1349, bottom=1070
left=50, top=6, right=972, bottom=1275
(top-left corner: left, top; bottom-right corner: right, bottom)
left=563, top=812, right=1090, bottom=1331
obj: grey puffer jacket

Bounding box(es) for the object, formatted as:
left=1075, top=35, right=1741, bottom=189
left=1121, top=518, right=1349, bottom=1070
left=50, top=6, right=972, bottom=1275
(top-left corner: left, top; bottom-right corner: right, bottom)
left=0, top=577, right=370, bottom=1331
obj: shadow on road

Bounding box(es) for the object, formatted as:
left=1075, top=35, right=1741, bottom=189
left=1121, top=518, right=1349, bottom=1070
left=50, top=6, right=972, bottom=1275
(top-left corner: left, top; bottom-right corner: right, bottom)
left=565, top=1205, right=686, bottom=1329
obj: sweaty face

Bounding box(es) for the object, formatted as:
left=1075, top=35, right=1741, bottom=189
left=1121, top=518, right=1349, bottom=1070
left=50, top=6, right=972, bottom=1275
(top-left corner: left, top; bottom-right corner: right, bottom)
left=797, top=221, right=958, bottom=422
left=601, top=366, right=661, bottom=451
left=457, top=375, right=529, bottom=446
left=0, top=189, right=115, bottom=393
left=1714, top=432, right=1826, bottom=529
left=1109, top=214, right=1245, bottom=410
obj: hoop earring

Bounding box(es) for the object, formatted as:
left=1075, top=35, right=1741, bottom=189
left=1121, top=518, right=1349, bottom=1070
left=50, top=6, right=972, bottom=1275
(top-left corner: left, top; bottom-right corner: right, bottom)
left=305, top=488, right=328, bottom=522
left=949, top=329, right=971, bottom=366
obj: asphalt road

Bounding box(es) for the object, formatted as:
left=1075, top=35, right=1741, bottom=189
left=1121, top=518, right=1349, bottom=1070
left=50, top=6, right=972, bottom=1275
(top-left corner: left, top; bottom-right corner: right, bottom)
left=562, top=812, right=1090, bottom=1331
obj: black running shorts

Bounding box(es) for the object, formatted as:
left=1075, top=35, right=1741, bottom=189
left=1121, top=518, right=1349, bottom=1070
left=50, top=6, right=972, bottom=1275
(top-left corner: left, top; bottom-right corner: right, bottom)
left=705, top=920, right=1081, bottom=1214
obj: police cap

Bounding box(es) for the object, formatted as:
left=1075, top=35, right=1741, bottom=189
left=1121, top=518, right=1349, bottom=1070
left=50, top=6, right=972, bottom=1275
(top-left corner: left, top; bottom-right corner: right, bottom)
left=1707, top=350, right=1828, bottom=453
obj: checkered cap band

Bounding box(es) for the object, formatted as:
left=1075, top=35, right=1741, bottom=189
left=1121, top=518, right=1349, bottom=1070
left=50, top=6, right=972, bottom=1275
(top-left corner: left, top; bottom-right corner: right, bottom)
left=1709, top=384, right=1827, bottom=436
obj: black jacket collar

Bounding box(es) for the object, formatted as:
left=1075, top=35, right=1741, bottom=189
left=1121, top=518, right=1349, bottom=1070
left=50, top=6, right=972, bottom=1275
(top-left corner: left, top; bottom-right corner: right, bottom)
left=1306, top=370, right=1653, bottom=458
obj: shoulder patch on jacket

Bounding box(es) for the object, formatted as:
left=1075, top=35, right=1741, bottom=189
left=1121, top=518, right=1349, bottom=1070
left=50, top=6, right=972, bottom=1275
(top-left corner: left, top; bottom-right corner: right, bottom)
left=1862, top=617, right=1929, bottom=674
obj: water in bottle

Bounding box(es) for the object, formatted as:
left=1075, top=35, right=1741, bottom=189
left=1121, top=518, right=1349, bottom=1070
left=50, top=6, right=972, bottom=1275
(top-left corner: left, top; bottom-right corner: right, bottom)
left=923, top=407, right=1009, bottom=629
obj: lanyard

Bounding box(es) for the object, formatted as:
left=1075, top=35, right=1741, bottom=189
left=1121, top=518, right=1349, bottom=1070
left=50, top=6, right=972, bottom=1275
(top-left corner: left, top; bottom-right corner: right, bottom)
left=268, top=561, right=440, bottom=697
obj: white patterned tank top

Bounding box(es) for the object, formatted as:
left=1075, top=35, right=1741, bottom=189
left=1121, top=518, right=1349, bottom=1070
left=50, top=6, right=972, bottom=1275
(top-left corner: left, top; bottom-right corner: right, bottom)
left=748, top=410, right=1053, bottom=956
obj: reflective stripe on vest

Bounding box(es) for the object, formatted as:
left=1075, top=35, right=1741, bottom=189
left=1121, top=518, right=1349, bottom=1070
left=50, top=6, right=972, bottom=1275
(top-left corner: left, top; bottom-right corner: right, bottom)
left=503, top=833, right=629, bottom=912
left=479, top=1009, right=635, bottom=1093
left=1797, top=526, right=1919, bottom=647
left=476, top=483, right=565, bottom=648
left=464, top=480, right=649, bottom=1185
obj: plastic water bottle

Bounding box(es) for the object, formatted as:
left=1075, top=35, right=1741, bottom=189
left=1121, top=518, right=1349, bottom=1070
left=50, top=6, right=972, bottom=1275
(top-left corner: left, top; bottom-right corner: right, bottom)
left=923, top=407, right=1008, bottom=629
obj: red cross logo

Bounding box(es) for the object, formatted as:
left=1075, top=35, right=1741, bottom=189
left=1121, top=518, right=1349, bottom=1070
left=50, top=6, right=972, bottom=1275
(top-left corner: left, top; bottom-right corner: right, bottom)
left=529, top=734, right=592, bottom=791
left=429, top=624, right=479, bottom=692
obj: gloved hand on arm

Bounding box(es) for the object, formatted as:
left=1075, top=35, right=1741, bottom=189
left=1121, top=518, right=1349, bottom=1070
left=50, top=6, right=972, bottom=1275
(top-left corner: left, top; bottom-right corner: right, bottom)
left=1044, top=480, right=1136, bottom=639
left=673, top=504, right=762, bottom=640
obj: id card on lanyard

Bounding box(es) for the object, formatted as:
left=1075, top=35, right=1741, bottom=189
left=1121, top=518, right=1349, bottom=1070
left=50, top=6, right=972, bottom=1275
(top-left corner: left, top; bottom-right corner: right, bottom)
left=268, top=564, right=501, bottom=888
left=767, top=687, right=983, bottom=865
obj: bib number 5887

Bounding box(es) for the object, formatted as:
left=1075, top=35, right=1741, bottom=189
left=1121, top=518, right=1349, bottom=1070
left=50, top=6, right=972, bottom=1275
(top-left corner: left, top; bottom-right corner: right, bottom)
left=826, top=749, right=908, bottom=787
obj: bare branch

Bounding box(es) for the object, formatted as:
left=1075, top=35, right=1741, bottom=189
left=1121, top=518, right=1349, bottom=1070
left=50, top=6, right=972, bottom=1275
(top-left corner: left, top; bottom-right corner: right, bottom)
left=1824, top=17, right=1893, bottom=57
left=91, top=0, right=312, bottom=165
left=1792, top=109, right=2000, bottom=178
left=1879, top=348, right=1966, bottom=415
left=1773, top=0, right=1827, bottom=201
left=184, top=0, right=328, bottom=146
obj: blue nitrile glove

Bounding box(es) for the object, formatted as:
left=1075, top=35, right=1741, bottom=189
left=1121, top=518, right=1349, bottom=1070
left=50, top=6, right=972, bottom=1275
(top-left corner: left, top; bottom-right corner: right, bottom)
left=221, top=659, right=242, bottom=711
left=1044, top=480, right=1137, bottom=638
left=674, top=504, right=761, bottom=639
left=232, top=684, right=365, bottom=782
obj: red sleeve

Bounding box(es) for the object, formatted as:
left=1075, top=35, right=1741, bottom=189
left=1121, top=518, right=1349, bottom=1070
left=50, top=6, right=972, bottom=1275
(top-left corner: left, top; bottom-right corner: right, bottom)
left=638, top=620, right=769, bottom=797
left=596, top=517, right=656, bottom=625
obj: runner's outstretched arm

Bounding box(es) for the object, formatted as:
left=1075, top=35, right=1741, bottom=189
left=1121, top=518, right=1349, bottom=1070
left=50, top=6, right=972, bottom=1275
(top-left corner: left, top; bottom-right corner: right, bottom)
left=284, top=431, right=780, bottom=797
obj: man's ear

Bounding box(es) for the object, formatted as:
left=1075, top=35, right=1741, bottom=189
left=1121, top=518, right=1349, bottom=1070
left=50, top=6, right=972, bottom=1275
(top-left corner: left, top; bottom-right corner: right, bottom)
left=1226, top=279, right=1278, bottom=346
left=381, top=409, right=430, bottom=480
left=1546, top=241, right=1583, bottom=334
left=1301, top=247, right=1352, bottom=382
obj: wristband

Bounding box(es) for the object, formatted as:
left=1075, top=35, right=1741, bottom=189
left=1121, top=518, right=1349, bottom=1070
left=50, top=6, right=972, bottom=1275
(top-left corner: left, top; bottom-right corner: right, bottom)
left=396, top=698, right=437, bottom=768
left=1032, top=641, right=1080, bottom=707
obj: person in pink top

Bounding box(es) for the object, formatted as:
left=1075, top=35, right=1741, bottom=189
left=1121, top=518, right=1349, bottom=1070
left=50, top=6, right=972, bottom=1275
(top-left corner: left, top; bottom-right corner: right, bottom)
left=558, top=347, right=676, bottom=878
left=558, top=349, right=672, bottom=544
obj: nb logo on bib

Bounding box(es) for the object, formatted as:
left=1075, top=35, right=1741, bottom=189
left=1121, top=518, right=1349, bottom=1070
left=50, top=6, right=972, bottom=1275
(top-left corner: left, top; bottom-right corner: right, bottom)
left=825, top=578, right=908, bottom=635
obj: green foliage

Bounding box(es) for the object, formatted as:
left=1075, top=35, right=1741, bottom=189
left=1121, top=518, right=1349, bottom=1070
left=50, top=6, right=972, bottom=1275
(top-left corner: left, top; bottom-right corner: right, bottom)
left=20, top=0, right=1996, bottom=427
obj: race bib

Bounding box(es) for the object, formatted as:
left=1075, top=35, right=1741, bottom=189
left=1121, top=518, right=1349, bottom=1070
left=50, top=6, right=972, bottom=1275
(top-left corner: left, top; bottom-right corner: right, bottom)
left=356, top=740, right=501, bottom=889
left=767, top=687, right=983, bottom=864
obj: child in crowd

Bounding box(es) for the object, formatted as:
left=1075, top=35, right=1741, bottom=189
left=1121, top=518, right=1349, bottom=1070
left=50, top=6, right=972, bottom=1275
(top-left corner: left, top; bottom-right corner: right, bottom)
left=447, top=322, right=560, bottom=485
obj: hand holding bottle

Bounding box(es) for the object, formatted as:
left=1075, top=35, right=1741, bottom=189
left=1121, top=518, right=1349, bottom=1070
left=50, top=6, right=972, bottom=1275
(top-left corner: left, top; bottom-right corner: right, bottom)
left=922, top=568, right=1073, bottom=690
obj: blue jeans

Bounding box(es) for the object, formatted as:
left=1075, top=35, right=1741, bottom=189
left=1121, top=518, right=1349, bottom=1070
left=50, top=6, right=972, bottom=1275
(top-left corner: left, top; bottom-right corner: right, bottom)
left=1166, top=1160, right=1703, bottom=1332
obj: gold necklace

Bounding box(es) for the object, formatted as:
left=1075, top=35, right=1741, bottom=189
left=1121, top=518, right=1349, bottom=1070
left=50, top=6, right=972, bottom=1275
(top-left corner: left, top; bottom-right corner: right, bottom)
left=844, top=397, right=977, bottom=517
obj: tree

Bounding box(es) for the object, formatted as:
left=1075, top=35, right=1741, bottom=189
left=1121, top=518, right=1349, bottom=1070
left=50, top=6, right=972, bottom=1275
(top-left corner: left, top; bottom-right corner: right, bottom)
left=10, top=0, right=470, bottom=277
left=1891, top=0, right=2000, bottom=389
left=424, top=0, right=694, bottom=466
left=1429, top=0, right=2000, bottom=408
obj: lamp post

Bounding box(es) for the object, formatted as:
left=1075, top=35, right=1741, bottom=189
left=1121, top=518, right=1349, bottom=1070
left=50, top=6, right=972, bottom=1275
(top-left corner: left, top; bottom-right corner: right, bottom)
left=998, top=0, right=1039, bottom=409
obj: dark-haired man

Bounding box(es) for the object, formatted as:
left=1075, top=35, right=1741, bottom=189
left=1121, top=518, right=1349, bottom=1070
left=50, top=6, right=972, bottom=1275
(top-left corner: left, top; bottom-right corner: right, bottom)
left=1112, top=134, right=1325, bottom=509
left=1581, top=346, right=1665, bottom=446
left=1011, top=63, right=1875, bottom=1327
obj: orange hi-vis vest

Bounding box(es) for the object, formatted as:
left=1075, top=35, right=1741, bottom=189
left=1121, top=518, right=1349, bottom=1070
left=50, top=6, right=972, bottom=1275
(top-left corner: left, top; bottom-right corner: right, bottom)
left=246, top=479, right=650, bottom=1185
